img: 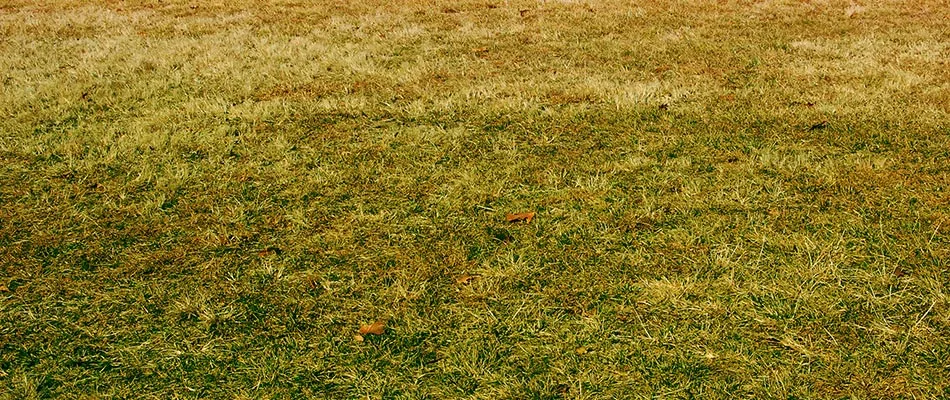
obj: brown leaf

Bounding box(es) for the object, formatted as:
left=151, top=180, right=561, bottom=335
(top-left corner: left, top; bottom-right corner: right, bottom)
left=0, top=284, right=7, bottom=293
left=455, top=274, right=479, bottom=285
left=359, top=320, right=386, bottom=336
left=353, top=334, right=365, bottom=342
left=257, top=246, right=282, bottom=257
left=506, top=212, right=535, bottom=223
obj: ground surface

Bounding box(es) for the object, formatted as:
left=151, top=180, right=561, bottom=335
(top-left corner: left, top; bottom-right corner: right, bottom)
left=1, top=0, right=949, bottom=398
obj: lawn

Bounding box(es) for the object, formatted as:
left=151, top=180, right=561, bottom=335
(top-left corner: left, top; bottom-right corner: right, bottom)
left=1, top=0, right=948, bottom=397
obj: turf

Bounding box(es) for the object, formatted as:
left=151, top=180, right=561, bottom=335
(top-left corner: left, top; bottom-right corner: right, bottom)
left=1, top=0, right=948, bottom=397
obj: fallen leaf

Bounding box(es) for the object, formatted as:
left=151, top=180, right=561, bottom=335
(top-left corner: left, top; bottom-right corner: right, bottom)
left=575, top=346, right=589, bottom=355
left=455, top=274, right=479, bottom=285
left=472, top=47, right=488, bottom=53
left=354, top=334, right=364, bottom=342
left=809, top=120, right=830, bottom=131
left=0, top=284, right=7, bottom=293
left=519, top=8, right=531, bottom=17
left=257, top=246, right=282, bottom=257
left=506, top=212, right=535, bottom=223
left=359, top=320, right=386, bottom=336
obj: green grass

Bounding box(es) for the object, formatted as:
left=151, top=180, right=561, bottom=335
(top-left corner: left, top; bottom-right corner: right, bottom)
left=1, top=0, right=948, bottom=397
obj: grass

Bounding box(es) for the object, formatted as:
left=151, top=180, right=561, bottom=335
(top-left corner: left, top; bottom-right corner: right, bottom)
left=1, top=0, right=948, bottom=397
